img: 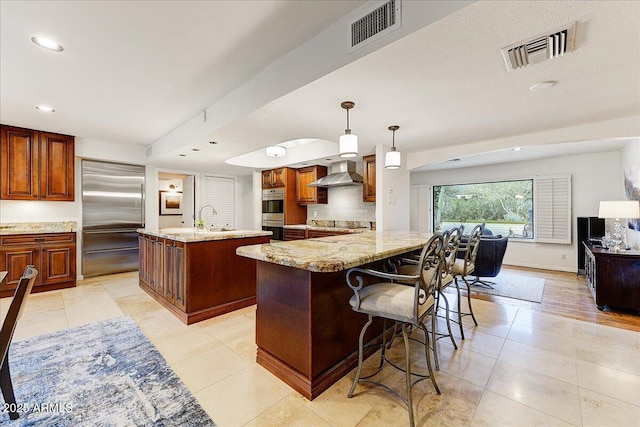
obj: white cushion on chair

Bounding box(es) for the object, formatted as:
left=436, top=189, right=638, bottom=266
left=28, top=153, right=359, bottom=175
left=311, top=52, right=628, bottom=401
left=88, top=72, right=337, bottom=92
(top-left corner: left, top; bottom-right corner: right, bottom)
left=396, top=264, right=437, bottom=286
left=349, top=282, right=435, bottom=323
left=441, top=273, right=453, bottom=289
left=453, top=259, right=474, bottom=276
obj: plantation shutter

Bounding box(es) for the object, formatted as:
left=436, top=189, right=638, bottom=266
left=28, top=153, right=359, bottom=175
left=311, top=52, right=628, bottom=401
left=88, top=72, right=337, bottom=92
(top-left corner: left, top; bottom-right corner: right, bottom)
left=202, top=176, right=235, bottom=228
left=534, top=174, right=571, bottom=244
left=410, top=184, right=430, bottom=232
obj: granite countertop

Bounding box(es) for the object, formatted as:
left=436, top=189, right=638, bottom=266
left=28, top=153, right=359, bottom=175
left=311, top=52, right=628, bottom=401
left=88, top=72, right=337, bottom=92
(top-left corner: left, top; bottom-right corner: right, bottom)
left=139, top=228, right=272, bottom=243
left=236, top=230, right=433, bottom=272
left=0, top=221, right=77, bottom=235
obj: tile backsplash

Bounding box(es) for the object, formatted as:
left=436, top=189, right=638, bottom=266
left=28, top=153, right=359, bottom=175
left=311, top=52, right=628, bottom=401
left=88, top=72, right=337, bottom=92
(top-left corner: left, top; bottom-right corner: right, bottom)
left=306, top=185, right=375, bottom=222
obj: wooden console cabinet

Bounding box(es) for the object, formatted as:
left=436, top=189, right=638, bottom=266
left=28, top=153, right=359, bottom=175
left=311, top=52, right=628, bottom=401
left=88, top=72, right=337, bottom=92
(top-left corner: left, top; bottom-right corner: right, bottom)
left=584, top=242, right=640, bottom=312
left=0, top=232, right=76, bottom=297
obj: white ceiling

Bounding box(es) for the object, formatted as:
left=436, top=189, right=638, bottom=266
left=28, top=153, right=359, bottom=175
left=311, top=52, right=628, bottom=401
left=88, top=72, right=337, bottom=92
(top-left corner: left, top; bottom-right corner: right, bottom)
left=1, top=1, right=639, bottom=176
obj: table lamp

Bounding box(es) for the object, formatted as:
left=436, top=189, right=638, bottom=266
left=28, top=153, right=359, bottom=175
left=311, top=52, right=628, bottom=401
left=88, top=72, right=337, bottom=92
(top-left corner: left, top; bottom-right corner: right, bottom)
left=598, top=200, right=640, bottom=251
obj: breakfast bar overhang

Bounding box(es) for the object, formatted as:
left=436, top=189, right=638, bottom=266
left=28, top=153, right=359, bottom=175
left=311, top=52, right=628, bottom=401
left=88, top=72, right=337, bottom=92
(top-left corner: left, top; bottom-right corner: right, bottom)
left=236, top=231, right=434, bottom=400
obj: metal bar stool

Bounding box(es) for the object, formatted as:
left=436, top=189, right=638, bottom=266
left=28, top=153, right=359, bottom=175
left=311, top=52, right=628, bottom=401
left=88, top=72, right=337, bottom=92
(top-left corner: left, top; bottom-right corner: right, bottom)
left=346, top=234, right=443, bottom=427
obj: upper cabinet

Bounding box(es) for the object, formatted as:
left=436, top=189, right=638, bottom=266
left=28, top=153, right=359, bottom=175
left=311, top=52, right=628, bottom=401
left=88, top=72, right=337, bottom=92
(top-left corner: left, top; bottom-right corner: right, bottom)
left=262, top=167, right=286, bottom=189
left=296, top=165, right=327, bottom=205
left=362, top=154, right=376, bottom=202
left=1, top=125, right=75, bottom=201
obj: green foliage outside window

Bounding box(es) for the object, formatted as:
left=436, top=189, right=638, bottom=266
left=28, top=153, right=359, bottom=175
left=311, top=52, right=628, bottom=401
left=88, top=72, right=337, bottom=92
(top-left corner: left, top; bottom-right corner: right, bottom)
left=433, top=180, right=533, bottom=239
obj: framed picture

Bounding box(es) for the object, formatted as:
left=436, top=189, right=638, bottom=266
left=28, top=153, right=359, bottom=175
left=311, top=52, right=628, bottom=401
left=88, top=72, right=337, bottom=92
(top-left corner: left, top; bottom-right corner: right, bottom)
left=159, top=191, right=183, bottom=215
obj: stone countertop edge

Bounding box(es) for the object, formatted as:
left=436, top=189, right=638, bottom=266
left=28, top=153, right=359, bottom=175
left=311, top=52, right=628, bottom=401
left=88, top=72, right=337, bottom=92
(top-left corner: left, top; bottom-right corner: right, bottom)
left=283, top=224, right=370, bottom=233
left=0, top=221, right=77, bottom=235
left=236, top=231, right=433, bottom=272
left=138, top=228, right=272, bottom=243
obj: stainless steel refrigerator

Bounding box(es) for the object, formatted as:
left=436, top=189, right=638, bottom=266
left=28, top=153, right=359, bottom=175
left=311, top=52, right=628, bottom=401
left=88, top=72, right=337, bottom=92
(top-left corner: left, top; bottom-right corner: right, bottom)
left=82, top=160, right=145, bottom=277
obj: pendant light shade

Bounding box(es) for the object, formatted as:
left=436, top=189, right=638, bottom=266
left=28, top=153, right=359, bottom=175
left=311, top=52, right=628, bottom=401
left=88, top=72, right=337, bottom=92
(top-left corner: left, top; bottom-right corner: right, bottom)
left=339, top=101, right=358, bottom=158
left=265, top=145, right=286, bottom=157
left=385, top=125, right=401, bottom=169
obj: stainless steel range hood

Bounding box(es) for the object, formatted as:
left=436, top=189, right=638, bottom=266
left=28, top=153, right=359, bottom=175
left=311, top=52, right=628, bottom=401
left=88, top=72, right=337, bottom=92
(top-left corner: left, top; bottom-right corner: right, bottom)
left=308, top=160, right=363, bottom=187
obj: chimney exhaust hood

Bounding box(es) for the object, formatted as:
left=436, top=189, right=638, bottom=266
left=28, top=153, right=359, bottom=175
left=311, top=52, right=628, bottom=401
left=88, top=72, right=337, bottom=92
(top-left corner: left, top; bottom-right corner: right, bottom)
left=308, top=160, right=363, bottom=187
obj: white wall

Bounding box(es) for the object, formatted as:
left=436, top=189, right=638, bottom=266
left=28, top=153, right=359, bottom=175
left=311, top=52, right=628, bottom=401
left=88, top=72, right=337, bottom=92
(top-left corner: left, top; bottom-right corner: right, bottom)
left=237, top=174, right=255, bottom=229
left=376, top=144, right=411, bottom=231
left=411, top=150, right=622, bottom=272
left=621, top=139, right=640, bottom=250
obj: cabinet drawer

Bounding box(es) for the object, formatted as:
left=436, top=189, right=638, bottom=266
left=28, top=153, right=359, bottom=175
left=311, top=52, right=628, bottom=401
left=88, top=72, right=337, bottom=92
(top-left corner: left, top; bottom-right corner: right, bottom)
left=307, top=230, right=349, bottom=238
left=284, top=229, right=306, bottom=241
left=1, top=232, right=75, bottom=246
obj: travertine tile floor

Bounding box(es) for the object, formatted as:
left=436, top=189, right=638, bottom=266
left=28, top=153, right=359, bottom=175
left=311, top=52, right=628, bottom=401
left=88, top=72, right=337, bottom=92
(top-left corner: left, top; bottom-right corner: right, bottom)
left=1, top=271, right=639, bottom=426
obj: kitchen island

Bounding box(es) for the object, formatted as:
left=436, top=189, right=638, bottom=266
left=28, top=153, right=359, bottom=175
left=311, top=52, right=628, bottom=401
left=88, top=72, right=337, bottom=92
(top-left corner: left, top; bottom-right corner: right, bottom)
left=236, top=230, right=433, bottom=399
left=138, top=228, right=271, bottom=324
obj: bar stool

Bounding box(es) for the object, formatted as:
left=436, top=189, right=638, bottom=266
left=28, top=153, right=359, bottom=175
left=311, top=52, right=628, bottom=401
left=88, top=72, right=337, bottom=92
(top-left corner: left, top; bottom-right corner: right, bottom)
left=346, top=234, right=443, bottom=427
left=452, top=223, right=483, bottom=339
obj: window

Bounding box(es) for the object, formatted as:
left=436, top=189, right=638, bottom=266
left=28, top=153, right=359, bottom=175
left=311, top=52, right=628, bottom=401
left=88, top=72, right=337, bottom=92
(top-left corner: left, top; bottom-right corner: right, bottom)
left=202, top=176, right=235, bottom=228
left=433, top=180, right=534, bottom=239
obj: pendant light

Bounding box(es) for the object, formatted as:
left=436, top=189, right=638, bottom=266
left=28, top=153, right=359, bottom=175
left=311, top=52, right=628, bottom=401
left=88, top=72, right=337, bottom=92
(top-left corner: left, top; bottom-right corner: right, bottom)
left=385, top=125, right=401, bottom=169
left=339, top=101, right=358, bottom=158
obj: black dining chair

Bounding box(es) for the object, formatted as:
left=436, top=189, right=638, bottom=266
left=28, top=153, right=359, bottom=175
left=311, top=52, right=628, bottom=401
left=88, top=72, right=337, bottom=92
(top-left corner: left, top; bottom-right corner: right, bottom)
left=0, top=265, right=38, bottom=420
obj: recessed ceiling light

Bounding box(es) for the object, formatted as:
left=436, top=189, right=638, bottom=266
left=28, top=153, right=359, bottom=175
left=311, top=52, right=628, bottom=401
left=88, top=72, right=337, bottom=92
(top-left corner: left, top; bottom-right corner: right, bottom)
left=448, top=158, right=462, bottom=162
left=31, top=36, right=63, bottom=52
left=179, top=154, right=186, bottom=157
left=192, top=148, right=200, bottom=152
left=529, top=80, right=557, bottom=92
left=35, top=105, right=55, bottom=112
left=209, top=141, right=218, bottom=144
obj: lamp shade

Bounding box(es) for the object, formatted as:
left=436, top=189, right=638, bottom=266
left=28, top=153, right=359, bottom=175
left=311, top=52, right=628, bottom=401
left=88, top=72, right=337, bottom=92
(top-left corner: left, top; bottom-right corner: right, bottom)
left=265, top=145, right=286, bottom=157
left=339, top=133, right=358, bottom=158
left=598, top=200, right=640, bottom=219
left=385, top=149, right=401, bottom=169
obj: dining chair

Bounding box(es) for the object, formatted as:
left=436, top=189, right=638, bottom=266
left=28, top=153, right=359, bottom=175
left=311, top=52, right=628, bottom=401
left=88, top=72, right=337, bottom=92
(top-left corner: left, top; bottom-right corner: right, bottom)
left=345, top=234, right=443, bottom=427
left=452, top=223, right=484, bottom=339
left=0, top=265, right=38, bottom=420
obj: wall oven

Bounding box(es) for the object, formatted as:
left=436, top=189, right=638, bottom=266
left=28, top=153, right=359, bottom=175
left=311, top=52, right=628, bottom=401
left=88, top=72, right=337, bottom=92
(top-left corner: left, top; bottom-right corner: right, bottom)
left=262, top=188, right=284, bottom=240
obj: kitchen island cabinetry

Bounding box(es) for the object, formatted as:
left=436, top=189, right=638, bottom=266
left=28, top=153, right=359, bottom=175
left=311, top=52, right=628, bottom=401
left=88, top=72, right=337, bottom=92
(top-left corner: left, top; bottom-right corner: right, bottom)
left=0, top=232, right=76, bottom=297
left=138, top=229, right=271, bottom=324
left=1, top=125, right=74, bottom=201
left=362, top=154, right=376, bottom=202
left=237, top=231, right=432, bottom=399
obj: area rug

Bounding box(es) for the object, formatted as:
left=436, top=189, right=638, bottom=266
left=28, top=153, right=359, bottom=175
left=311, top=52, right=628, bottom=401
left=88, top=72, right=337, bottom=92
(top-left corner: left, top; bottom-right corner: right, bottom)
left=467, top=272, right=546, bottom=303
left=1, top=317, right=215, bottom=426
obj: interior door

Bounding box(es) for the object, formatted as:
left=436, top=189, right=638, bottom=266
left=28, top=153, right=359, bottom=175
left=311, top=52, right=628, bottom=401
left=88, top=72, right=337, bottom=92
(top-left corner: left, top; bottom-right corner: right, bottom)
left=182, top=175, right=195, bottom=227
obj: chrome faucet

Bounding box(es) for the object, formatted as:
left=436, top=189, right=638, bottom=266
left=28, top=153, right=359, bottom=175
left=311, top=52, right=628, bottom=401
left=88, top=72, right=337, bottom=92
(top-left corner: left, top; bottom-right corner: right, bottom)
left=197, top=204, right=217, bottom=229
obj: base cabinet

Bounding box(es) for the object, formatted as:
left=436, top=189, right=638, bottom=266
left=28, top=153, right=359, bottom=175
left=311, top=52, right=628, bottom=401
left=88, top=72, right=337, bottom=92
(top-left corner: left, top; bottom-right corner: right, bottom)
left=0, top=232, right=76, bottom=297
left=138, top=233, right=270, bottom=324
left=584, top=242, right=640, bottom=312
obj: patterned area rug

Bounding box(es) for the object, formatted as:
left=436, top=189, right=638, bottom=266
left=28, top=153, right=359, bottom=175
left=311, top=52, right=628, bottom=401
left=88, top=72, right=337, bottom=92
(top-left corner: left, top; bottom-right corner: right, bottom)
left=468, top=272, right=546, bottom=303
left=1, top=317, right=215, bottom=426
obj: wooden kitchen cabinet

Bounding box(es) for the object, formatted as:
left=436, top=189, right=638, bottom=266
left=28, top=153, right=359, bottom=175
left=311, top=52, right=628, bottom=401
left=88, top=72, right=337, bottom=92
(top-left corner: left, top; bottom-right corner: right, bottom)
left=0, top=232, right=76, bottom=297
left=1, top=125, right=74, bottom=201
left=362, top=154, right=376, bottom=202
left=296, top=166, right=327, bottom=205
left=164, top=240, right=186, bottom=311
left=307, top=230, right=350, bottom=239
left=262, top=168, right=286, bottom=188
left=284, top=229, right=306, bottom=241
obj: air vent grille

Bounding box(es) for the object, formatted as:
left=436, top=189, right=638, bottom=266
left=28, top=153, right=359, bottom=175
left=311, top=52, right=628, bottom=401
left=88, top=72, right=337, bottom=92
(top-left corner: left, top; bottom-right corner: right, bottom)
left=501, top=22, right=577, bottom=71
left=145, top=145, right=152, bottom=158
left=349, top=0, right=401, bottom=52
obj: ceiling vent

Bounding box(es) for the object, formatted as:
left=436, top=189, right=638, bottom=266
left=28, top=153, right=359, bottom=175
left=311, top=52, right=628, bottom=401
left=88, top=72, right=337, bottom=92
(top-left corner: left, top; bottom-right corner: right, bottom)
left=348, top=0, right=401, bottom=53
left=145, top=145, right=152, bottom=158
left=501, top=22, right=577, bottom=71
